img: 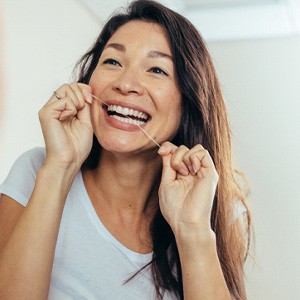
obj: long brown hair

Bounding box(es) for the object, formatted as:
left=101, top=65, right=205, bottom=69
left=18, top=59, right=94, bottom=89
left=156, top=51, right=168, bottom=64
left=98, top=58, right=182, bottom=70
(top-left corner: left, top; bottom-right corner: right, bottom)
left=74, top=1, right=252, bottom=299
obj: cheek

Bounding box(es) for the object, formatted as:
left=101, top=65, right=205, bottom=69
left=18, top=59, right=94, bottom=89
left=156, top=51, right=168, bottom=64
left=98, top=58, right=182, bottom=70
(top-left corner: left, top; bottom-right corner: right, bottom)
left=169, top=91, right=182, bottom=127
left=89, top=70, right=107, bottom=92
left=159, top=89, right=182, bottom=131
left=154, top=85, right=181, bottom=107
left=166, top=90, right=182, bottom=117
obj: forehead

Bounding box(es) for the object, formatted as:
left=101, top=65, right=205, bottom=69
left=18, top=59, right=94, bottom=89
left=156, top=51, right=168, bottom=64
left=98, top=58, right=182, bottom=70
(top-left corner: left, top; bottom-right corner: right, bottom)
left=107, top=20, right=171, bottom=52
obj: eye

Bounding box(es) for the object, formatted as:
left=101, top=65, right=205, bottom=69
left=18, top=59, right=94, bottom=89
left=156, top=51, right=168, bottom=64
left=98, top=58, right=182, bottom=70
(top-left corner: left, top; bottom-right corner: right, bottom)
left=103, top=59, right=122, bottom=67
left=149, top=67, right=168, bottom=76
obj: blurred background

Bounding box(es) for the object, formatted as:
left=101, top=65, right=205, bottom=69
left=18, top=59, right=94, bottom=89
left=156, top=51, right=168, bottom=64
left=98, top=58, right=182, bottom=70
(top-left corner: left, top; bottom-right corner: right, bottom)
left=1, top=0, right=299, bottom=298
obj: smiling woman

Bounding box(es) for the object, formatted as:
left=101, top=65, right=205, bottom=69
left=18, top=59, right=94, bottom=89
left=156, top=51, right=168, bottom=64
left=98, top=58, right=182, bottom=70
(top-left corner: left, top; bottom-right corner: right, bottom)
left=87, top=20, right=181, bottom=153
left=0, top=1, right=251, bottom=300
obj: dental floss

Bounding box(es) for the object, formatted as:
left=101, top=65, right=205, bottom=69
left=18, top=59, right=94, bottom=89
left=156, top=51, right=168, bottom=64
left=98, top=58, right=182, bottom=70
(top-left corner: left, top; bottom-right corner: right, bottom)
left=91, top=94, right=161, bottom=148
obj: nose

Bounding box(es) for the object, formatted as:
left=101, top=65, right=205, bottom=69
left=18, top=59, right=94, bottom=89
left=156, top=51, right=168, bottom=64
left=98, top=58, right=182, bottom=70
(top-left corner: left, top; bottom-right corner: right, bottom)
left=113, top=69, right=145, bottom=95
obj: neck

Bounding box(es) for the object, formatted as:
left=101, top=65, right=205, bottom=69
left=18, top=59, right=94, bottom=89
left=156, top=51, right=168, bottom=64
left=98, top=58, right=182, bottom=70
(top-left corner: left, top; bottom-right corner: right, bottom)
left=84, top=149, right=162, bottom=216
left=82, top=149, right=162, bottom=254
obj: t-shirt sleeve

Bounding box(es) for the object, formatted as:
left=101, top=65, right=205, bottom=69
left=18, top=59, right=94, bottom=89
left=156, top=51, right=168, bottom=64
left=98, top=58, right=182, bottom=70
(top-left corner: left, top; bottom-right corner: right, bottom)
left=232, top=199, right=249, bottom=246
left=232, top=199, right=247, bottom=221
left=0, top=147, right=46, bottom=207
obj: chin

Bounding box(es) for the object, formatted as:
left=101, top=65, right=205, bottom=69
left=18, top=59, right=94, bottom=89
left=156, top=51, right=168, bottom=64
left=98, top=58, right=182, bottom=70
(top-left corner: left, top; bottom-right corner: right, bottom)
left=97, top=136, right=137, bottom=153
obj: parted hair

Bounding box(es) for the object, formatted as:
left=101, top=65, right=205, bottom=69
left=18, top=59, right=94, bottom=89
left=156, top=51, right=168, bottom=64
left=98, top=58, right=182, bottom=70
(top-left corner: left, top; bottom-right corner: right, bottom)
left=75, top=1, right=252, bottom=299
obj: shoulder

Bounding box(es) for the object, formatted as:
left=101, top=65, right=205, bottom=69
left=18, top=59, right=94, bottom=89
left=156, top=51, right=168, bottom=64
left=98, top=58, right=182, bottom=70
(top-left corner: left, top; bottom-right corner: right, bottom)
left=16, top=147, right=46, bottom=168
left=9, top=147, right=46, bottom=176
left=4, top=146, right=46, bottom=176
left=232, top=199, right=247, bottom=220
left=231, top=199, right=250, bottom=243
left=0, top=147, right=46, bottom=206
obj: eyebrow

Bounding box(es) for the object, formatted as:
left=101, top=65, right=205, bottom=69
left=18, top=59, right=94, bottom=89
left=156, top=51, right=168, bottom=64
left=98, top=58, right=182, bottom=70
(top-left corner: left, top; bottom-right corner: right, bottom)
left=104, top=43, right=173, bottom=61
left=105, top=43, right=125, bottom=52
left=148, top=50, right=173, bottom=61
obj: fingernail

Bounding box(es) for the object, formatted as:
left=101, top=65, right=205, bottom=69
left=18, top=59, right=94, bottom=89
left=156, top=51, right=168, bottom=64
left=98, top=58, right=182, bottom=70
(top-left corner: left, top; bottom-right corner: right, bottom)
left=187, top=165, right=195, bottom=175
left=59, top=111, right=68, bottom=121
left=83, top=89, right=93, bottom=104
left=158, top=145, right=167, bottom=155
left=179, top=167, right=189, bottom=176
left=192, top=163, right=198, bottom=175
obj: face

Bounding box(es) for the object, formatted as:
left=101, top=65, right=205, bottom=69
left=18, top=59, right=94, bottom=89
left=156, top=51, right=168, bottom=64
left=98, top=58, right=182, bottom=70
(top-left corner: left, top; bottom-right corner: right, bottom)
left=89, top=20, right=182, bottom=154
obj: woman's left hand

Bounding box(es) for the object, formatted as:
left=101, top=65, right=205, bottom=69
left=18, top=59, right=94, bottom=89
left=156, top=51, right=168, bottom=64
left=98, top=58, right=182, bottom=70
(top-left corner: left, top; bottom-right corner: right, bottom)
left=158, top=142, right=219, bottom=237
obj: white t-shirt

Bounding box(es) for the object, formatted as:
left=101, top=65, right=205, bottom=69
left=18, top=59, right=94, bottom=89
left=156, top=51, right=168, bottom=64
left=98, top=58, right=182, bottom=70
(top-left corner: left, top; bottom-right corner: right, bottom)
left=0, top=148, right=176, bottom=300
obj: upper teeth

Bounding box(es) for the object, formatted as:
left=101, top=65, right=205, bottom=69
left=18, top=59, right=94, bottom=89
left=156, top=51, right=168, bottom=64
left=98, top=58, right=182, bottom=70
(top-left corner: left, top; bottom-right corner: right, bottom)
left=107, top=105, right=149, bottom=120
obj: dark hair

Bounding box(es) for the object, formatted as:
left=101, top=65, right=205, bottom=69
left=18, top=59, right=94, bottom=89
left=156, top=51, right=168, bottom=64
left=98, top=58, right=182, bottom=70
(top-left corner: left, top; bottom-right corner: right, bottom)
left=75, top=1, right=251, bottom=299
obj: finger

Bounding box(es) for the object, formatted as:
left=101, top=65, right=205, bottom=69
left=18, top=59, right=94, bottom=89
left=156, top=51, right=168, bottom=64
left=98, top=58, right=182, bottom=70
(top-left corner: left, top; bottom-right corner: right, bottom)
left=58, top=97, right=77, bottom=121
left=182, top=144, right=205, bottom=175
left=157, top=141, right=177, bottom=156
left=170, top=145, right=190, bottom=176
left=39, top=97, right=76, bottom=126
left=158, top=142, right=177, bottom=184
left=189, top=149, right=216, bottom=177
left=46, top=84, right=68, bottom=105
left=73, top=83, right=93, bottom=125
left=76, top=96, right=92, bottom=128
left=77, top=83, right=93, bottom=104
left=159, top=143, right=191, bottom=176
left=69, top=83, right=85, bottom=109
left=65, top=84, right=80, bottom=108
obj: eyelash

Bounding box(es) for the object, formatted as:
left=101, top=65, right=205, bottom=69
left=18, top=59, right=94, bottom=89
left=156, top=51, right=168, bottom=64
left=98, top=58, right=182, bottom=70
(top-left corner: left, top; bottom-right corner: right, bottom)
left=149, top=67, right=168, bottom=76
left=103, top=58, right=121, bottom=66
left=103, top=59, right=169, bottom=76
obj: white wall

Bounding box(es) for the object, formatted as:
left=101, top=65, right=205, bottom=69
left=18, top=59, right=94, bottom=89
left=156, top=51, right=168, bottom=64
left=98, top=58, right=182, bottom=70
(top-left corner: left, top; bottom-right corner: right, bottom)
left=208, top=37, right=300, bottom=299
left=0, top=0, right=100, bottom=181
left=1, top=1, right=300, bottom=299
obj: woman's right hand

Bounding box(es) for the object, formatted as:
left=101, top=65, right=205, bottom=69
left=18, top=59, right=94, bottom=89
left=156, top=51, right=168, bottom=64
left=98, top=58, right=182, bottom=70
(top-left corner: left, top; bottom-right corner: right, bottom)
left=38, top=83, right=94, bottom=173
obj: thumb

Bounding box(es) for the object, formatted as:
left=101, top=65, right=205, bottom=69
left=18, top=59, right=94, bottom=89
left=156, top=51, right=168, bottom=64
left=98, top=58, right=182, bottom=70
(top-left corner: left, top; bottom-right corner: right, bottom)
left=160, top=153, right=176, bottom=185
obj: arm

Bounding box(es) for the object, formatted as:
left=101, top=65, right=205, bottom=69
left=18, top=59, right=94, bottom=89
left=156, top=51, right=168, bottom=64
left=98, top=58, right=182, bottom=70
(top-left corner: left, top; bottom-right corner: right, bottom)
left=0, top=166, right=76, bottom=299
left=175, top=228, right=231, bottom=299
left=0, top=83, right=93, bottom=299
left=175, top=209, right=248, bottom=300
left=158, top=142, right=233, bottom=299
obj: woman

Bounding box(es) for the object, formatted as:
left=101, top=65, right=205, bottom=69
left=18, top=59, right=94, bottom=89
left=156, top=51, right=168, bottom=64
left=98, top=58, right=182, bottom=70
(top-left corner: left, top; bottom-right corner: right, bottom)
left=0, top=0, right=251, bottom=299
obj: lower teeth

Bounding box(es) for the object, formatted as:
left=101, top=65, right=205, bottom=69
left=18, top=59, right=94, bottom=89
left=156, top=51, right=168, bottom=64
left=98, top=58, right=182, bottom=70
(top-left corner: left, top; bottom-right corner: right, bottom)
left=110, top=115, right=145, bottom=126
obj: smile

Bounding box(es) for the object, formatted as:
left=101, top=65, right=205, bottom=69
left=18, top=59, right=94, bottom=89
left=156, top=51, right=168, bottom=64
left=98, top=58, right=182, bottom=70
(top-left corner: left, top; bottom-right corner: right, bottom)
left=106, top=105, right=150, bottom=126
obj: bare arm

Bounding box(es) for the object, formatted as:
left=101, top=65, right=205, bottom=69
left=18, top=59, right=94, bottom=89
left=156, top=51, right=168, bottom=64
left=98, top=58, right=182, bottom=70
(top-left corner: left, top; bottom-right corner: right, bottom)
left=158, top=142, right=234, bottom=299
left=0, top=196, right=24, bottom=251
left=175, top=210, right=248, bottom=299
left=175, top=229, right=232, bottom=300
left=0, top=83, right=93, bottom=299
left=0, top=166, right=76, bottom=299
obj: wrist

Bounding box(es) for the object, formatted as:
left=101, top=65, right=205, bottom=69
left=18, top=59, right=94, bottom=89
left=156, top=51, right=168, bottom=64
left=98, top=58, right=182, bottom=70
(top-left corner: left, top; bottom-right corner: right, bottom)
left=31, top=164, right=78, bottom=210
left=38, top=162, right=78, bottom=187
left=173, top=224, right=216, bottom=249
left=43, top=159, right=79, bottom=177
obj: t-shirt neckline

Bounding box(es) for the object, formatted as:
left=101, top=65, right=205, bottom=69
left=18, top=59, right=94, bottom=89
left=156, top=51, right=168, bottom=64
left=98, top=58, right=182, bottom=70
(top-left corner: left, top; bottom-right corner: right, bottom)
left=77, top=170, right=153, bottom=266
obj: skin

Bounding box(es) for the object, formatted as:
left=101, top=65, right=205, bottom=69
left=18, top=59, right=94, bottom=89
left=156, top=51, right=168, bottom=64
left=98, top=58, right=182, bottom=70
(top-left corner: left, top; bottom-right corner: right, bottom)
left=83, top=21, right=183, bottom=252
left=0, top=21, right=232, bottom=299
left=88, top=21, right=182, bottom=154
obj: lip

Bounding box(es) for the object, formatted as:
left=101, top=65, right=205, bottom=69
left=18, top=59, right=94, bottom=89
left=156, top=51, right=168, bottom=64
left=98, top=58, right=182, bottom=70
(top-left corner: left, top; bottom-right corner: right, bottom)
left=101, top=99, right=152, bottom=131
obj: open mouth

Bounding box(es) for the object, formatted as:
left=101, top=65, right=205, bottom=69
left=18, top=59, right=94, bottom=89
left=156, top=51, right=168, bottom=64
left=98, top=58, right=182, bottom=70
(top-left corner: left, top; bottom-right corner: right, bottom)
left=104, top=104, right=150, bottom=126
